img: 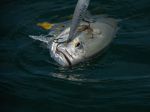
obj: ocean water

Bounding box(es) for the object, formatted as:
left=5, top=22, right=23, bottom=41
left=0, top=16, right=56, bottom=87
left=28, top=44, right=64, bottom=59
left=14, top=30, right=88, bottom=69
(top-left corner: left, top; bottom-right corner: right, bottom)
left=0, top=0, right=150, bottom=112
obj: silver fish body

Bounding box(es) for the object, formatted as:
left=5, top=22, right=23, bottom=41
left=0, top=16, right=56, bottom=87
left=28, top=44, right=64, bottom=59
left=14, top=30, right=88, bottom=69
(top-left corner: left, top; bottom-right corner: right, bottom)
left=50, top=16, right=119, bottom=67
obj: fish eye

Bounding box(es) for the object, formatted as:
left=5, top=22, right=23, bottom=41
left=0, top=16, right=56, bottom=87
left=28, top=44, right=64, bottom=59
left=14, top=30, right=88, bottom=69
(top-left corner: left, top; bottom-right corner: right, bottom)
left=75, top=42, right=81, bottom=47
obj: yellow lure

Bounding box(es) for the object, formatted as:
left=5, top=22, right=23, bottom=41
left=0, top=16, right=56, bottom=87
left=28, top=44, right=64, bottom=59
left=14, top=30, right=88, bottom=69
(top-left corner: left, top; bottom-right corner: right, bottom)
left=37, top=22, right=54, bottom=30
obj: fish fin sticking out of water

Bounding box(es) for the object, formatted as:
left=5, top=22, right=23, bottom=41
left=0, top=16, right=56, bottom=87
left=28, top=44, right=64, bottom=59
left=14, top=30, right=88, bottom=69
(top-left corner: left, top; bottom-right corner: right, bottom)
left=29, top=35, right=53, bottom=44
left=67, top=0, right=90, bottom=42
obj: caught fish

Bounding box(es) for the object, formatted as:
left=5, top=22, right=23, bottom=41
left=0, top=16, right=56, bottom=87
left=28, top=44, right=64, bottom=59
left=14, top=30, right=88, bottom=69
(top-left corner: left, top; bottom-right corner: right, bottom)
left=49, top=16, right=119, bottom=67
left=30, top=16, right=119, bottom=67
left=29, top=0, right=119, bottom=67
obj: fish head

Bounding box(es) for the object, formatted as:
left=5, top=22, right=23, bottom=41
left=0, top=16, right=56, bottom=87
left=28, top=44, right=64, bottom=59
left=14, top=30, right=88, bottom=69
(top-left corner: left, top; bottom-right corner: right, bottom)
left=50, top=18, right=118, bottom=67
left=50, top=26, right=92, bottom=67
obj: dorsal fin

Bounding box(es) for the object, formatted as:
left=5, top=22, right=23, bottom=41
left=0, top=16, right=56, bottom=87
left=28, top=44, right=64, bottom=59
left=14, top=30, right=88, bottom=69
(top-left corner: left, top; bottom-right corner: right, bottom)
left=67, top=0, right=90, bottom=42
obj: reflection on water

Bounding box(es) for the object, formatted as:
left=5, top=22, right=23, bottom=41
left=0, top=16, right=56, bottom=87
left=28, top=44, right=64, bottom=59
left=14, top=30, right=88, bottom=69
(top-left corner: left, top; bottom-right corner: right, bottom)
left=50, top=73, right=85, bottom=82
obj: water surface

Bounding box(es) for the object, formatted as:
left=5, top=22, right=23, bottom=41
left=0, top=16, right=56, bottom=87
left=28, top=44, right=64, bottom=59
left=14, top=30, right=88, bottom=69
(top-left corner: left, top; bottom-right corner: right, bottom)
left=0, top=0, right=150, bottom=112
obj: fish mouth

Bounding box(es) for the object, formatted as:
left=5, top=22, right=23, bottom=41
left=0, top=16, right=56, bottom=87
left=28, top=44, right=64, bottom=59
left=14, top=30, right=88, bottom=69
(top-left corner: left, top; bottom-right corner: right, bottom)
left=56, top=44, right=72, bottom=66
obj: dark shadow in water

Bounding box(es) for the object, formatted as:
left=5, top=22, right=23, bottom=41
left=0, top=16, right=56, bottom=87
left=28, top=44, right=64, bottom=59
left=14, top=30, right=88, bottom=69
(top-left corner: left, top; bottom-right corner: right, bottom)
left=110, top=43, right=150, bottom=65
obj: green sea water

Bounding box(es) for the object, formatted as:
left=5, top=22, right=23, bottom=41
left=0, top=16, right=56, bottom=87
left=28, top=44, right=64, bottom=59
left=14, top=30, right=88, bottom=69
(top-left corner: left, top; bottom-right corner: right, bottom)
left=0, top=0, right=150, bottom=112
